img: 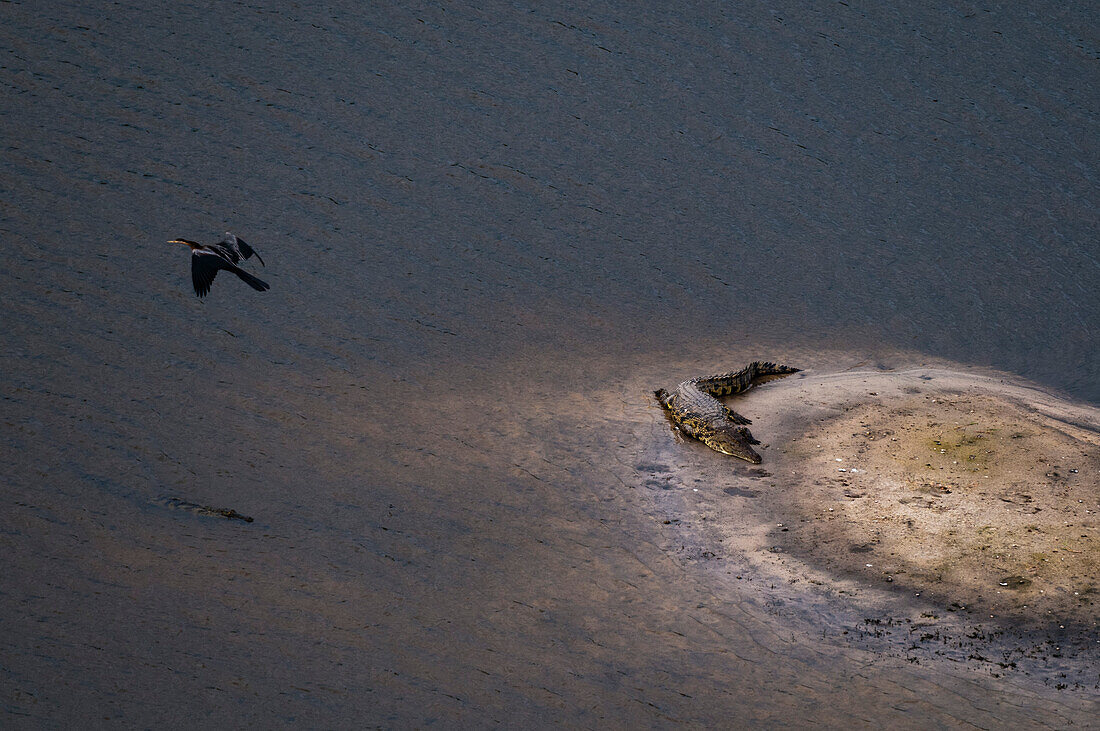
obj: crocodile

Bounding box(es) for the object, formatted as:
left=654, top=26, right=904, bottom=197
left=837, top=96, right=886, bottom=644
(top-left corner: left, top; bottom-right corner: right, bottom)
left=655, top=361, right=800, bottom=463
left=159, top=496, right=254, bottom=523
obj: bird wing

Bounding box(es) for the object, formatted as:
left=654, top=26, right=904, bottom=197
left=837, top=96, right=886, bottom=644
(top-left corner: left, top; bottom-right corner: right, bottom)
left=222, top=232, right=264, bottom=266
left=211, top=236, right=241, bottom=264
left=191, top=250, right=230, bottom=297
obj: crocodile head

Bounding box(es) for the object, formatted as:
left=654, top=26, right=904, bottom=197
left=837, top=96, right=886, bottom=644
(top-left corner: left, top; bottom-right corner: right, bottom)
left=702, top=426, right=762, bottom=463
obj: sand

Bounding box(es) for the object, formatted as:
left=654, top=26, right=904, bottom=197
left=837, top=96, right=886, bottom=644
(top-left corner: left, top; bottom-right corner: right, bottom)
left=780, top=376, right=1098, bottom=626
left=643, top=364, right=1099, bottom=687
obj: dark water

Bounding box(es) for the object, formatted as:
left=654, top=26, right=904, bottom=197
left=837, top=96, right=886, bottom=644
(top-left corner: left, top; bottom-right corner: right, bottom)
left=2, top=0, right=1097, bottom=725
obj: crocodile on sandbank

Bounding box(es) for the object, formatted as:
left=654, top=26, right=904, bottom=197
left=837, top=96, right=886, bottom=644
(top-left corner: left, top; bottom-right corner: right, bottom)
left=655, top=361, right=800, bottom=463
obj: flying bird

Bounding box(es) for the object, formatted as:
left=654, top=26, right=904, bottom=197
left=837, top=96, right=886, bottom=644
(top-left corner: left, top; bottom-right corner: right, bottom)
left=169, top=232, right=269, bottom=298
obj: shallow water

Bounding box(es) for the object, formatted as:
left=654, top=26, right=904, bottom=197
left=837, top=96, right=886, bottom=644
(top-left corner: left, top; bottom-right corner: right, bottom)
left=2, top=0, right=1098, bottom=725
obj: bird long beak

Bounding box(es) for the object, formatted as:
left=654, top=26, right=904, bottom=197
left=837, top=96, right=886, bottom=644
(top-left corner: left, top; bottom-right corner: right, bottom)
left=167, top=239, right=187, bottom=245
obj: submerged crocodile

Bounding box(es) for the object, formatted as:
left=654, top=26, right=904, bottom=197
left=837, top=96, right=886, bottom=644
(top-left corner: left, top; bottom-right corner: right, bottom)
left=655, top=361, right=800, bottom=463
left=159, top=496, right=254, bottom=523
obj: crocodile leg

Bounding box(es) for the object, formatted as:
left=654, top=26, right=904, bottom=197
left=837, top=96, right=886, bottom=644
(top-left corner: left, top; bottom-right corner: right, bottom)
left=678, top=421, right=699, bottom=438
left=737, top=426, right=761, bottom=445
left=654, top=388, right=674, bottom=409
left=724, top=406, right=752, bottom=425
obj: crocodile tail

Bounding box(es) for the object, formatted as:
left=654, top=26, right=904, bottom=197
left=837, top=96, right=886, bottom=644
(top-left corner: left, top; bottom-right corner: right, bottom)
left=693, top=365, right=756, bottom=396
left=749, top=361, right=800, bottom=376
left=654, top=388, right=673, bottom=409
left=694, top=361, right=800, bottom=396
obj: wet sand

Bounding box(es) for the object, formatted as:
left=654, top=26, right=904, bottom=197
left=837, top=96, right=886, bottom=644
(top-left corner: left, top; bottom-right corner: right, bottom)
left=5, top=347, right=1098, bottom=726
left=2, top=0, right=1098, bottom=726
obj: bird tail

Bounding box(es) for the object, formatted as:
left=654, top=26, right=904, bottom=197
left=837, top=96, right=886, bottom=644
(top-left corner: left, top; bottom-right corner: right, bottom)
left=233, top=267, right=269, bottom=292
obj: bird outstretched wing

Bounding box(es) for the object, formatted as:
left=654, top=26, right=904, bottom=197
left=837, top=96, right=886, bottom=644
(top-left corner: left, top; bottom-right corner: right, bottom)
left=191, top=250, right=231, bottom=298
left=221, top=232, right=265, bottom=267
